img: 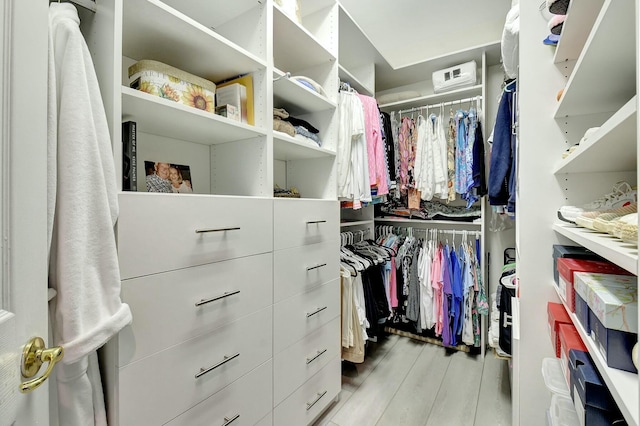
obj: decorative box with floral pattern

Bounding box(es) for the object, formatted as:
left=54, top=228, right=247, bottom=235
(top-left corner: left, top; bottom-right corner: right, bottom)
left=573, top=272, right=638, bottom=333
left=128, top=60, right=216, bottom=113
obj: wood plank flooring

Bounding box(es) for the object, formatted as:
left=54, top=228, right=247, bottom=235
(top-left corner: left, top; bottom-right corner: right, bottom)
left=313, top=334, right=512, bottom=426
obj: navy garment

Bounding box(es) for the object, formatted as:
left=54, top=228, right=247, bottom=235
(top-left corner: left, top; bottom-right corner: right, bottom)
left=472, top=121, right=487, bottom=197
left=489, top=82, right=516, bottom=211
left=450, top=247, right=463, bottom=346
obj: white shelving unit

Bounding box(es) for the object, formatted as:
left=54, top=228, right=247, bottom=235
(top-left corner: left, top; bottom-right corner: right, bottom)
left=553, top=0, right=605, bottom=64
left=337, top=3, right=377, bottom=95
left=517, top=1, right=639, bottom=425
left=122, top=87, right=266, bottom=145
left=340, top=220, right=374, bottom=228
left=273, top=69, right=337, bottom=115
left=273, top=132, right=336, bottom=161
left=374, top=217, right=482, bottom=228
left=553, top=96, right=636, bottom=174
left=553, top=223, right=638, bottom=275
left=122, top=0, right=266, bottom=83
left=553, top=285, right=639, bottom=426
left=553, top=0, right=635, bottom=118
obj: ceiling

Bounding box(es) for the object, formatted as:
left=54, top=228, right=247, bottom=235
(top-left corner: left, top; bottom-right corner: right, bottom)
left=339, top=0, right=512, bottom=90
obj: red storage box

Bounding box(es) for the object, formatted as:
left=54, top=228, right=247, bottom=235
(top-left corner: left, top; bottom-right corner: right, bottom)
left=558, top=323, right=587, bottom=387
left=557, top=258, right=631, bottom=312
left=547, top=302, right=572, bottom=358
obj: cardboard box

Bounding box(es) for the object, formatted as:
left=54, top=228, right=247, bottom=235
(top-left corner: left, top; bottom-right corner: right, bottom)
left=590, top=310, right=638, bottom=373
left=569, top=349, right=624, bottom=426
left=215, top=83, right=247, bottom=123
left=215, top=104, right=240, bottom=121
left=574, top=292, right=591, bottom=335
left=568, top=349, right=591, bottom=401
left=558, top=323, right=587, bottom=387
left=552, top=245, right=602, bottom=286
left=557, top=259, right=632, bottom=312
left=574, top=273, right=638, bottom=333
left=548, top=302, right=572, bottom=358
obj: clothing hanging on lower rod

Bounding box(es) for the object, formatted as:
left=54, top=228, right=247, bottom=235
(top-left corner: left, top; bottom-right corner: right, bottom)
left=374, top=225, right=488, bottom=353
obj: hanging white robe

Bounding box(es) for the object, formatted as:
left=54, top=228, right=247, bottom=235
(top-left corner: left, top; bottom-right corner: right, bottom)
left=48, top=4, right=132, bottom=425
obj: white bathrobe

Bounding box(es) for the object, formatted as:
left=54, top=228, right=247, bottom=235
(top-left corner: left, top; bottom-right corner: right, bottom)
left=48, top=4, right=132, bottom=425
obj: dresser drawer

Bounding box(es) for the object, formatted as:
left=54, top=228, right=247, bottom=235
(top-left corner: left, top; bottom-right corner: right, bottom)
left=274, top=241, right=339, bottom=303
left=164, top=361, right=272, bottom=426
left=274, top=279, right=339, bottom=354
left=119, top=253, right=272, bottom=365
left=273, top=199, right=338, bottom=250
left=118, top=193, right=273, bottom=279
left=118, top=306, right=272, bottom=426
left=273, top=355, right=341, bottom=426
left=274, top=317, right=340, bottom=405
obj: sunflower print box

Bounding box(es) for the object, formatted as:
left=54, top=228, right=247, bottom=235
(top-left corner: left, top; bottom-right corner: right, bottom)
left=129, top=60, right=216, bottom=113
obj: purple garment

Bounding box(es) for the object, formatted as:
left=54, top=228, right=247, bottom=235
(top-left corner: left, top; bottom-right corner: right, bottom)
left=452, top=247, right=464, bottom=339
left=441, top=246, right=453, bottom=347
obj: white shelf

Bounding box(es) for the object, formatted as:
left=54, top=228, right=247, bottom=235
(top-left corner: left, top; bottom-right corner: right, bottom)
left=374, top=217, right=482, bottom=227
left=273, top=70, right=336, bottom=115
left=553, top=284, right=638, bottom=426
left=554, top=96, right=637, bottom=174
left=340, top=220, right=374, bottom=228
left=553, top=0, right=635, bottom=118
left=160, top=0, right=258, bottom=31
left=553, top=0, right=605, bottom=64
left=338, top=64, right=374, bottom=97
left=553, top=223, right=638, bottom=275
left=273, top=131, right=336, bottom=161
left=122, top=0, right=266, bottom=83
left=273, top=4, right=336, bottom=72
left=378, top=85, right=483, bottom=111
left=122, top=87, right=266, bottom=145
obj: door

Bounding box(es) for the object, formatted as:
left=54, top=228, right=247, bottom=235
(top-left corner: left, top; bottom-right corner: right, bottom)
left=0, top=0, right=52, bottom=424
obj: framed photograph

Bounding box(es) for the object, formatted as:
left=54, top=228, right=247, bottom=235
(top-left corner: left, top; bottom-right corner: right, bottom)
left=144, top=161, right=193, bottom=193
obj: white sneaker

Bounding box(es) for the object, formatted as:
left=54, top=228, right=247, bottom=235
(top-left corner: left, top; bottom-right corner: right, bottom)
left=558, top=182, right=637, bottom=223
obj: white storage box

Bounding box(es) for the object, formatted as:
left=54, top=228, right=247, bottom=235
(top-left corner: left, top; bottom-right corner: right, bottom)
left=216, top=83, right=247, bottom=123
left=433, top=60, right=477, bottom=93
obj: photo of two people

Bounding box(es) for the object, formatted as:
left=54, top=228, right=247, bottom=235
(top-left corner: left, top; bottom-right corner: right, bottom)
left=145, top=161, right=193, bottom=193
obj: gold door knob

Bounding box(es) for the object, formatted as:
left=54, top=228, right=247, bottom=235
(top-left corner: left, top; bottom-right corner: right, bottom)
left=19, top=337, right=64, bottom=394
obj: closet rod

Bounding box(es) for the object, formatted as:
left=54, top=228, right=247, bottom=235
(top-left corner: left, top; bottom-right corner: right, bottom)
left=51, top=0, right=96, bottom=12
left=397, top=95, right=483, bottom=116
left=397, top=227, right=481, bottom=237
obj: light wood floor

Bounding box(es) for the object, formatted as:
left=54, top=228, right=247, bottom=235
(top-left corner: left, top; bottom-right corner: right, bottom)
left=313, top=334, right=512, bottom=426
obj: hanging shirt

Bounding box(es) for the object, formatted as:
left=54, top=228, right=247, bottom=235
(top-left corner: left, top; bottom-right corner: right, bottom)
left=455, top=110, right=469, bottom=195
left=357, top=94, right=389, bottom=196
left=441, top=246, right=453, bottom=346
left=432, top=245, right=444, bottom=336
left=447, top=110, right=457, bottom=202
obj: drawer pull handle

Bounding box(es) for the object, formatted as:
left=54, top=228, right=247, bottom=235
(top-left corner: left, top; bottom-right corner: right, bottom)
left=306, top=306, right=327, bottom=318
left=195, top=227, right=241, bottom=234
left=222, top=414, right=240, bottom=426
left=306, top=349, right=327, bottom=365
left=306, top=390, right=327, bottom=411
left=306, top=263, right=327, bottom=271
left=306, top=220, right=326, bottom=225
left=195, top=290, right=241, bottom=307
left=195, top=353, right=240, bottom=379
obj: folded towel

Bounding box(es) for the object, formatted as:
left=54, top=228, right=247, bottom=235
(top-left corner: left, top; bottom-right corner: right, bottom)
left=283, top=115, right=319, bottom=133
left=273, top=107, right=289, bottom=119
left=273, top=118, right=295, bottom=137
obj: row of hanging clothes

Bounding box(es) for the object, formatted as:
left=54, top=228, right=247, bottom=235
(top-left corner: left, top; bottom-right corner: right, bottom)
left=375, top=225, right=489, bottom=349
left=337, top=82, right=391, bottom=209
left=384, top=96, right=487, bottom=209
left=339, top=229, right=394, bottom=363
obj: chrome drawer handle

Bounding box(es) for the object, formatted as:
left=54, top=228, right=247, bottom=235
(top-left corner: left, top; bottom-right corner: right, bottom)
left=195, top=227, right=241, bottom=234
left=306, top=263, right=327, bottom=271
left=306, top=390, right=327, bottom=411
left=306, top=220, right=326, bottom=224
left=222, top=414, right=240, bottom=426
left=195, top=353, right=240, bottom=379
left=306, top=349, right=327, bottom=365
left=306, top=306, right=327, bottom=318
left=195, top=290, right=240, bottom=307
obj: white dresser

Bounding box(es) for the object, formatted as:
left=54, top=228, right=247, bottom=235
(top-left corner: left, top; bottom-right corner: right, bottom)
left=104, top=195, right=340, bottom=425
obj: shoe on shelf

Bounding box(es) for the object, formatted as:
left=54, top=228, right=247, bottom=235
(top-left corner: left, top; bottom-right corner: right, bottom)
left=592, top=203, right=638, bottom=233
left=576, top=203, right=637, bottom=231
left=611, top=213, right=638, bottom=244
left=558, top=182, right=637, bottom=224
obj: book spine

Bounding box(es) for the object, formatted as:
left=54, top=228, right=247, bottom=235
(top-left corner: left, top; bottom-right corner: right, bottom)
left=122, top=121, right=137, bottom=191
left=131, top=122, right=137, bottom=191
